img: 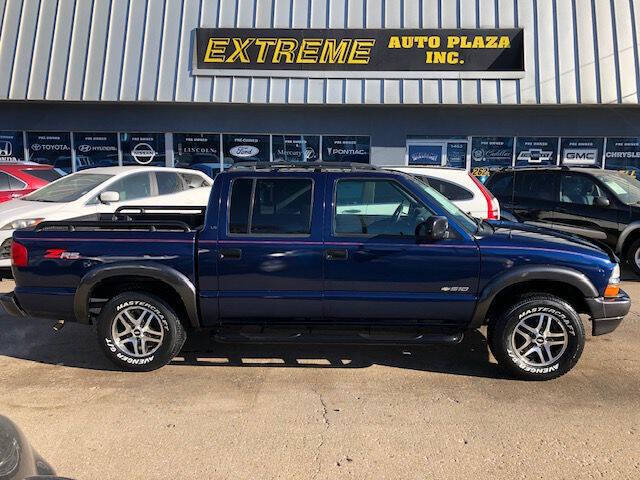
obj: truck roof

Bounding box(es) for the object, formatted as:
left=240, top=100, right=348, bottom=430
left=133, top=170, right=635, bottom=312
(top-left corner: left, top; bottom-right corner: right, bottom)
left=228, top=161, right=384, bottom=173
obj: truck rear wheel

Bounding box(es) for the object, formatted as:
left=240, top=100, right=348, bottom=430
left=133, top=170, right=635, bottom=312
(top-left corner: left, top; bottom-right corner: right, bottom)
left=96, top=292, right=186, bottom=371
left=488, top=294, right=585, bottom=381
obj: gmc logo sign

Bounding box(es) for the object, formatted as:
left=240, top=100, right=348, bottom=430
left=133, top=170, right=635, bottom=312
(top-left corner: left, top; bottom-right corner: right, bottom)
left=563, top=148, right=598, bottom=165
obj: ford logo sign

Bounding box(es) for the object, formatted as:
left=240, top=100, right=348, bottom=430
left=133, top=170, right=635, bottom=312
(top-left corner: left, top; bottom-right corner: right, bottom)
left=230, top=145, right=259, bottom=158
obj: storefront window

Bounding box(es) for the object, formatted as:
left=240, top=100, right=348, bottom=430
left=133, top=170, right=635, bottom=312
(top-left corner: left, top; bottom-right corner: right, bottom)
left=0, top=131, right=25, bottom=163
left=26, top=132, right=73, bottom=174
left=73, top=132, right=119, bottom=170
left=445, top=142, right=467, bottom=168
left=470, top=137, right=514, bottom=182
left=174, top=133, right=223, bottom=171
left=515, top=137, right=559, bottom=167
left=271, top=135, right=320, bottom=162
left=120, top=133, right=166, bottom=167
left=604, top=138, right=640, bottom=175
left=560, top=137, right=604, bottom=167
left=408, top=143, right=444, bottom=165
left=222, top=134, right=270, bottom=164
left=322, top=136, right=370, bottom=163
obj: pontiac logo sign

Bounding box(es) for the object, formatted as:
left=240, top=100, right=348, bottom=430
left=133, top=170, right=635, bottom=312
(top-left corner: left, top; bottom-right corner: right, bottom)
left=132, top=143, right=157, bottom=164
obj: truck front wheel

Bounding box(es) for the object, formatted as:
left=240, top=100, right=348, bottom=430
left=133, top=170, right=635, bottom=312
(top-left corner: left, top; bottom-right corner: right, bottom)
left=488, top=294, right=585, bottom=381
left=96, top=292, right=186, bottom=371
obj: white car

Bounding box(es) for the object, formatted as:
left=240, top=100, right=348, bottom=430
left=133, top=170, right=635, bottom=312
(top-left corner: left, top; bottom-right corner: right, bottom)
left=386, top=166, right=500, bottom=220
left=0, top=166, right=212, bottom=270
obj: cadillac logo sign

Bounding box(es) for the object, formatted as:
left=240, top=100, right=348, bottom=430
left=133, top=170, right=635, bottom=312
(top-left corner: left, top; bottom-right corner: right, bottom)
left=194, top=28, right=525, bottom=79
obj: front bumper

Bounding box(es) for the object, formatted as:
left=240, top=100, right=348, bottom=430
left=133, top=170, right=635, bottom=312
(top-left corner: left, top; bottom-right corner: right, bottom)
left=586, top=289, right=631, bottom=336
left=0, top=292, right=26, bottom=317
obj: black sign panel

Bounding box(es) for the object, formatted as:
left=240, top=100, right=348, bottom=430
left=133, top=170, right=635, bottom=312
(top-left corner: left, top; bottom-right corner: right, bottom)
left=271, top=135, right=320, bottom=162
left=73, top=132, right=119, bottom=170
left=560, top=137, right=604, bottom=167
left=222, top=134, right=270, bottom=163
left=174, top=133, right=222, bottom=167
left=470, top=137, right=514, bottom=169
left=121, top=133, right=165, bottom=167
left=323, top=136, right=370, bottom=163
left=515, top=137, right=559, bottom=167
left=195, top=28, right=524, bottom=74
left=604, top=137, right=640, bottom=172
left=26, top=132, right=72, bottom=173
left=0, top=131, right=24, bottom=162
left=446, top=142, right=468, bottom=168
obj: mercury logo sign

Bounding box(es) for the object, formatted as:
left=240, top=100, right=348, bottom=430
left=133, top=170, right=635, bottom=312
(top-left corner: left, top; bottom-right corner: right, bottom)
left=563, top=148, right=598, bottom=165
left=0, top=142, right=12, bottom=156
left=304, top=148, right=317, bottom=160
left=230, top=145, right=259, bottom=158
left=518, top=149, right=554, bottom=163
left=131, top=143, right=156, bottom=164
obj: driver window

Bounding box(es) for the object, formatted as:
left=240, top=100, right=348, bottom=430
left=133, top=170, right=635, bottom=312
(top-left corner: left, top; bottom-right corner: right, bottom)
left=560, top=174, right=604, bottom=206
left=334, top=179, right=432, bottom=236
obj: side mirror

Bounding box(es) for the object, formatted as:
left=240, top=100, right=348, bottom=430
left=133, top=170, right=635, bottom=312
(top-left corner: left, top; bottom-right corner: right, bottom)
left=99, top=191, right=120, bottom=204
left=415, top=216, right=449, bottom=242
left=594, top=196, right=610, bottom=208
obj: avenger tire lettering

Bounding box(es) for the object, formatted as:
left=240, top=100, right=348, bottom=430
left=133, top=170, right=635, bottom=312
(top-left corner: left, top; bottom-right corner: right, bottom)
left=96, top=291, right=186, bottom=372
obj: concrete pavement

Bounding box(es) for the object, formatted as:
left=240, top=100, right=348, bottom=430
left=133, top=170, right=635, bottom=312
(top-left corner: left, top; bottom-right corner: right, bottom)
left=0, top=278, right=638, bottom=479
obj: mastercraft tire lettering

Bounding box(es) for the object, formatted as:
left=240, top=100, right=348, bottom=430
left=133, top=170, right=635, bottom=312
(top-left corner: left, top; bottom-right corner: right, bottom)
left=488, top=294, right=585, bottom=381
left=96, top=292, right=186, bottom=372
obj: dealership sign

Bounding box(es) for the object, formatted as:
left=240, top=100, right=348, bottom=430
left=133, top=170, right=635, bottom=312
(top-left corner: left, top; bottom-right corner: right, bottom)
left=515, top=137, right=559, bottom=167
left=174, top=133, right=221, bottom=167
left=272, top=135, right=320, bottom=162
left=74, top=132, right=119, bottom=168
left=0, top=131, right=24, bottom=162
left=560, top=138, right=604, bottom=167
left=26, top=132, right=72, bottom=173
left=223, top=134, right=270, bottom=163
left=194, top=28, right=524, bottom=79
left=604, top=137, right=640, bottom=171
left=470, top=137, right=514, bottom=169
left=120, top=133, right=165, bottom=166
left=323, top=136, right=370, bottom=163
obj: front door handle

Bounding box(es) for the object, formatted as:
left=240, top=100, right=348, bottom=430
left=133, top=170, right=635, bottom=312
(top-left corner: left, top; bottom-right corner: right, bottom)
left=325, top=249, right=348, bottom=260
left=219, top=248, right=242, bottom=260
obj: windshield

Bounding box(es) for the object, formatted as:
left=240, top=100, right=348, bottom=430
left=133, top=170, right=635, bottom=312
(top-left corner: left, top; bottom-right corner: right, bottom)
left=410, top=175, right=478, bottom=233
left=596, top=171, right=640, bottom=205
left=24, top=173, right=113, bottom=203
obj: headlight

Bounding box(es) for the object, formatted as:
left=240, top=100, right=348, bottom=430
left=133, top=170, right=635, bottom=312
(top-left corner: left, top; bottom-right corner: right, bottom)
left=0, top=218, right=44, bottom=230
left=605, top=263, right=621, bottom=298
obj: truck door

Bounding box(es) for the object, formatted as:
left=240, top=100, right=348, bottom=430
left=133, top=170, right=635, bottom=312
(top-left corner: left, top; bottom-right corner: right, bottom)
left=322, top=173, right=480, bottom=327
left=215, top=173, right=325, bottom=322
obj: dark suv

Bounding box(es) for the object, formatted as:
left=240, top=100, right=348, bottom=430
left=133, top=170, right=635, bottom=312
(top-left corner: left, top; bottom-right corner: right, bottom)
left=486, top=167, right=640, bottom=274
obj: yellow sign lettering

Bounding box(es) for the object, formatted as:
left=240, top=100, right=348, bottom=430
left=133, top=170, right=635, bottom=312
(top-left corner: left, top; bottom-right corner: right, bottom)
left=319, top=39, right=352, bottom=63
left=272, top=38, right=299, bottom=63
left=348, top=39, right=375, bottom=64
left=296, top=38, right=323, bottom=63
left=255, top=38, right=277, bottom=62
left=226, top=38, right=255, bottom=63
left=203, top=38, right=230, bottom=63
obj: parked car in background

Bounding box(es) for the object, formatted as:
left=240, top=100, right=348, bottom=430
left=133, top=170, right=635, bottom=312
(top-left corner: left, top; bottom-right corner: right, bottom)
left=386, top=166, right=500, bottom=219
left=486, top=167, right=640, bottom=275
left=0, top=163, right=61, bottom=203
left=0, top=166, right=212, bottom=277
left=185, top=162, right=231, bottom=179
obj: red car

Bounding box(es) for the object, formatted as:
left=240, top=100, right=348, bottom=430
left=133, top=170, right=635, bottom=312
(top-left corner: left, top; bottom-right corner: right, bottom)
left=0, top=163, right=61, bottom=203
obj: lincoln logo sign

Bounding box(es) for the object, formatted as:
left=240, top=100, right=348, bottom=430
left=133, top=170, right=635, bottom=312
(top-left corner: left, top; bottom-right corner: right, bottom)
left=194, top=28, right=524, bottom=79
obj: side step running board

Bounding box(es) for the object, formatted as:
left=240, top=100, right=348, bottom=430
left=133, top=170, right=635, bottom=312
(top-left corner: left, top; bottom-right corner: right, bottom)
left=213, top=330, right=464, bottom=345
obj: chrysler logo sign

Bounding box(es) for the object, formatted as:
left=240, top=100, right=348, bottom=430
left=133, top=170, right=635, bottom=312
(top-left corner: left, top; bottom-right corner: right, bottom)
left=131, top=143, right=156, bottom=164
left=230, top=145, right=259, bottom=158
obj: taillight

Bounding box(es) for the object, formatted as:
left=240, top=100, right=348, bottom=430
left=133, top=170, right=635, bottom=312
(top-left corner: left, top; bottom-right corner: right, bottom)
left=469, top=174, right=500, bottom=220
left=11, top=241, right=28, bottom=267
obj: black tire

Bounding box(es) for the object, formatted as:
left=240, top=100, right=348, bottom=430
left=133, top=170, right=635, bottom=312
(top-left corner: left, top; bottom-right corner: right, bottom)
left=96, top=292, right=186, bottom=372
left=488, top=294, right=585, bottom=381
left=625, top=238, right=640, bottom=277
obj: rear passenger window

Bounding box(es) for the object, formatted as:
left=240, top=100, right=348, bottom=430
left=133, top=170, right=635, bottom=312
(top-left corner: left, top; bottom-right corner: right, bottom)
left=155, top=172, right=183, bottom=195
left=419, top=176, right=474, bottom=201
left=228, top=178, right=313, bottom=235
left=0, top=172, right=10, bottom=191
left=486, top=174, right=514, bottom=197
left=513, top=172, right=558, bottom=201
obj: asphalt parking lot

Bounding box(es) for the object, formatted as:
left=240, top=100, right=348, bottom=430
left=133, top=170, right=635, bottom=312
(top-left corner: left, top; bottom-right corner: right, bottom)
left=1, top=278, right=639, bottom=480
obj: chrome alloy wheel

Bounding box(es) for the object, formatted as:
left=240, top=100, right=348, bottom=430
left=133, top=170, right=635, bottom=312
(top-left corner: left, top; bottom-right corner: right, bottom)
left=634, top=247, right=640, bottom=269
left=111, top=306, right=165, bottom=358
left=511, top=313, right=569, bottom=367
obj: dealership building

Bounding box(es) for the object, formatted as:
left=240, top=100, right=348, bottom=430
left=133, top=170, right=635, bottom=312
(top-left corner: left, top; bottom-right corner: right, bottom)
left=0, top=0, right=639, bottom=175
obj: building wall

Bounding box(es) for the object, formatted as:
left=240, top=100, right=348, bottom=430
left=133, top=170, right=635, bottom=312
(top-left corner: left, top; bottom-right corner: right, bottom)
left=0, top=0, right=638, bottom=105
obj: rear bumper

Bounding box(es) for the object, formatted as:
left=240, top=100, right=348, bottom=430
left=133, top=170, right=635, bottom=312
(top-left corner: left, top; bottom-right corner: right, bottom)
left=0, top=292, right=26, bottom=317
left=585, top=289, right=631, bottom=336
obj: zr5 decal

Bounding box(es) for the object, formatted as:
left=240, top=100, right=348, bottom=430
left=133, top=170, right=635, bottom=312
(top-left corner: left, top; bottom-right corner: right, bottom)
left=44, top=249, right=80, bottom=260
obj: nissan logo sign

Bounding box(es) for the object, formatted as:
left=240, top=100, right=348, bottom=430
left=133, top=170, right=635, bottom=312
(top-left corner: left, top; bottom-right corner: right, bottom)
left=230, top=145, right=259, bottom=158
left=131, top=143, right=157, bottom=164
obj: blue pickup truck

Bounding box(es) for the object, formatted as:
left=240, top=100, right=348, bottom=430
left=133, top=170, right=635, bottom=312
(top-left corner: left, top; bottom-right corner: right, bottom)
left=1, top=163, right=631, bottom=380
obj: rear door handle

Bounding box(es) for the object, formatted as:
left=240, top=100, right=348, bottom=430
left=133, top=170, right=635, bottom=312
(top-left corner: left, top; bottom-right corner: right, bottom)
left=325, top=248, right=348, bottom=260
left=219, top=248, right=242, bottom=260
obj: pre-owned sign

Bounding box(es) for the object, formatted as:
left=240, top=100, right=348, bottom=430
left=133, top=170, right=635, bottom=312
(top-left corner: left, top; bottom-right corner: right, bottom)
left=194, top=28, right=524, bottom=79
left=560, top=138, right=604, bottom=167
